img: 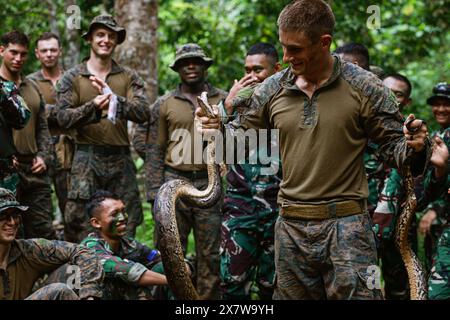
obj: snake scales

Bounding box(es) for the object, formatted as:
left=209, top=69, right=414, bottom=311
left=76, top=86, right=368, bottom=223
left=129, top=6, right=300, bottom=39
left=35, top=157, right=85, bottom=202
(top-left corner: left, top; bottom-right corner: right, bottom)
left=153, top=92, right=221, bottom=300
left=395, top=118, right=428, bottom=300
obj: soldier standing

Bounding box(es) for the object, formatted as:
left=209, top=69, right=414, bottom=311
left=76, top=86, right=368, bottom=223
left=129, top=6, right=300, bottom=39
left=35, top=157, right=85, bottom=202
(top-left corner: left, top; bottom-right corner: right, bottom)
left=133, top=43, right=227, bottom=299
left=28, top=32, right=72, bottom=230
left=196, top=0, right=430, bottom=299
left=218, top=43, right=282, bottom=300
left=56, top=15, right=150, bottom=242
left=0, top=31, right=55, bottom=239
left=0, top=78, right=30, bottom=193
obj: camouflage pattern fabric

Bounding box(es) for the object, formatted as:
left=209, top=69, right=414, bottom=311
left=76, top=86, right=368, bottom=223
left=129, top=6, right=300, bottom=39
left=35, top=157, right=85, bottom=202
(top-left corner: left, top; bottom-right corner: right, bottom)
left=0, top=80, right=31, bottom=193
left=220, top=141, right=281, bottom=300
left=55, top=61, right=150, bottom=242
left=373, top=127, right=449, bottom=299
left=16, top=161, right=55, bottom=239
left=64, top=149, right=142, bottom=242
left=273, top=214, right=383, bottom=300
left=428, top=227, right=450, bottom=300
left=25, top=283, right=79, bottom=300
left=225, top=55, right=432, bottom=299
left=364, top=141, right=391, bottom=217
left=27, top=70, right=72, bottom=217
left=132, top=84, right=227, bottom=202
left=80, top=231, right=170, bottom=300
left=0, top=238, right=103, bottom=300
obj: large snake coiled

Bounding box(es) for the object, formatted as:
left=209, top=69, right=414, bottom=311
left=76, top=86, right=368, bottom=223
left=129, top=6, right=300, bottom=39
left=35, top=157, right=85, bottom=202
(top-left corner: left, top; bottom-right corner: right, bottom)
left=153, top=92, right=222, bottom=300
left=395, top=118, right=428, bottom=300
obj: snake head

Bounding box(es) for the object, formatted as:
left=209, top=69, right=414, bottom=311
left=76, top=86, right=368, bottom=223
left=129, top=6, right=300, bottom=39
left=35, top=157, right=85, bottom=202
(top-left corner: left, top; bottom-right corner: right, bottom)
left=197, top=91, right=217, bottom=119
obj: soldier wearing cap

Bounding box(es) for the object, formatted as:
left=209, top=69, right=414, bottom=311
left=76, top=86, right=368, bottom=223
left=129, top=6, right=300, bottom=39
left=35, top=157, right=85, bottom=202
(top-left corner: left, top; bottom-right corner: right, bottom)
left=56, top=15, right=151, bottom=242
left=0, top=188, right=104, bottom=300
left=132, top=43, right=227, bottom=299
left=426, top=82, right=450, bottom=299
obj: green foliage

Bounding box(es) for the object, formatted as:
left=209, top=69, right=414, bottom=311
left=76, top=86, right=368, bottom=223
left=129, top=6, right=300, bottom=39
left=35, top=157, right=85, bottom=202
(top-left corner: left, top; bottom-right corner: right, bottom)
left=0, top=0, right=447, bottom=127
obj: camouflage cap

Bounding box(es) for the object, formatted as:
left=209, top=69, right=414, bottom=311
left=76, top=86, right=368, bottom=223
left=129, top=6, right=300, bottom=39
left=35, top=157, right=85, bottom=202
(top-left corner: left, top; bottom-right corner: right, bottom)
left=82, top=15, right=126, bottom=44
left=0, top=188, right=28, bottom=215
left=170, top=43, right=213, bottom=71
left=427, top=82, right=450, bottom=106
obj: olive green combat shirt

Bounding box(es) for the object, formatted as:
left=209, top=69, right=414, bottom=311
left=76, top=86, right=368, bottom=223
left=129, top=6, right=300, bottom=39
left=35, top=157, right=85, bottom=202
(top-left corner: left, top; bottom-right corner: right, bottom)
left=56, top=60, right=150, bottom=146
left=2, top=76, right=52, bottom=164
left=0, top=239, right=104, bottom=300
left=230, top=55, right=430, bottom=206
left=132, top=84, right=227, bottom=200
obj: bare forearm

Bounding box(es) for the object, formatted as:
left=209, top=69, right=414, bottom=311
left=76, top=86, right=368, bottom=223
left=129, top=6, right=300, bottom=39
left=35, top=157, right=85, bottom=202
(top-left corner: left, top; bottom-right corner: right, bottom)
left=137, top=270, right=167, bottom=286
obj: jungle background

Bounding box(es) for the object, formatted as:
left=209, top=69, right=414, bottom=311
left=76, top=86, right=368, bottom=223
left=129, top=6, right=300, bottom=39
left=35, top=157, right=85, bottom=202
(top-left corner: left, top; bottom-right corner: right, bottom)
left=1, top=0, right=448, bottom=262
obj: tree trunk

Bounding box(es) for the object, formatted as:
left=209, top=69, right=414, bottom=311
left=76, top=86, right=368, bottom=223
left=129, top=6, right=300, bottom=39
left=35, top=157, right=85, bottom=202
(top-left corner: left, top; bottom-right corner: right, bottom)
left=63, top=0, right=80, bottom=69
left=114, top=0, right=159, bottom=104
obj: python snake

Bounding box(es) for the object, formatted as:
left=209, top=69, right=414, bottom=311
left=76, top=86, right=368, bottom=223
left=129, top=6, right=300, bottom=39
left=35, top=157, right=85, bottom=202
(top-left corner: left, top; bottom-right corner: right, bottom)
left=395, top=118, right=428, bottom=300
left=153, top=92, right=222, bottom=300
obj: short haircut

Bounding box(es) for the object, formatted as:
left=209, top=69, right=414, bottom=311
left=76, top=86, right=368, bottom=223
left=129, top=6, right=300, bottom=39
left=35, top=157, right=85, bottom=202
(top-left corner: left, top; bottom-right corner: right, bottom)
left=85, top=190, right=120, bottom=218
left=247, top=42, right=279, bottom=64
left=383, top=73, right=412, bottom=97
left=334, top=42, right=370, bottom=70
left=35, top=32, right=60, bottom=47
left=1, top=31, right=29, bottom=48
left=277, top=0, right=335, bottom=43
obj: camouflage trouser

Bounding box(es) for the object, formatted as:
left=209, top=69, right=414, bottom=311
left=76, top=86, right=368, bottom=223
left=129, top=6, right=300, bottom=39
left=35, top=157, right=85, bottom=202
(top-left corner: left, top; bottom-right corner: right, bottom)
left=102, top=262, right=174, bottom=300
left=274, top=213, right=383, bottom=300
left=64, top=148, right=143, bottom=242
left=428, top=227, right=450, bottom=300
left=26, top=283, right=79, bottom=300
left=220, top=202, right=277, bottom=300
left=157, top=169, right=222, bottom=300
left=0, top=172, right=19, bottom=194
left=49, top=164, right=70, bottom=219
left=16, top=162, right=56, bottom=239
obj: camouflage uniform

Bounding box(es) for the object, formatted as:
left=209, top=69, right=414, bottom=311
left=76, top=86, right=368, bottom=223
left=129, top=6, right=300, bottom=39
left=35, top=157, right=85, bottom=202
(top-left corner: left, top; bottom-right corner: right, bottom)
left=0, top=238, right=104, bottom=300
left=364, top=141, right=391, bottom=217
left=27, top=70, right=73, bottom=218
left=0, top=80, right=31, bottom=193
left=227, top=55, right=430, bottom=299
left=220, top=138, right=281, bottom=300
left=6, top=76, right=55, bottom=239
left=374, top=128, right=449, bottom=299
left=133, top=82, right=227, bottom=300
left=80, top=231, right=171, bottom=300
left=56, top=61, right=150, bottom=242
left=428, top=128, right=450, bottom=299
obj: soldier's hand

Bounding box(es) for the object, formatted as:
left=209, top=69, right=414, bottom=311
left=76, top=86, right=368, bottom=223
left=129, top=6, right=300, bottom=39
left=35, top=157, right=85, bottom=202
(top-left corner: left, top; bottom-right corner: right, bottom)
left=419, top=209, right=437, bottom=235
left=224, top=74, right=258, bottom=115
left=430, top=136, right=449, bottom=178
left=31, top=156, right=47, bottom=174
left=12, top=155, right=19, bottom=169
left=93, top=94, right=111, bottom=110
left=194, top=106, right=221, bottom=136
left=403, top=114, right=428, bottom=152
left=89, top=76, right=107, bottom=94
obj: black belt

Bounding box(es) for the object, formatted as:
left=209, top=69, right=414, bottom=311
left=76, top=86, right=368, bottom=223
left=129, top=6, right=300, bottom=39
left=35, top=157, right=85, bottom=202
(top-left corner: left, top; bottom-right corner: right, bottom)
left=76, top=144, right=130, bottom=155
left=164, top=166, right=208, bottom=180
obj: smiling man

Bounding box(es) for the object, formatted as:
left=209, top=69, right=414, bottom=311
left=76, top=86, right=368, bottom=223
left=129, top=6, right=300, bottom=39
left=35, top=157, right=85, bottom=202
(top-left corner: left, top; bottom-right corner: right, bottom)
left=56, top=15, right=150, bottom=242
left=196, top=0, right=430, bottom=300
left=0, top=187, right=104, bottom=300
left=132, top=43, right=227, bottom=299
left=80, top=190, right=171, bottom=300
left=0, top=31, right=55, bottom=240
